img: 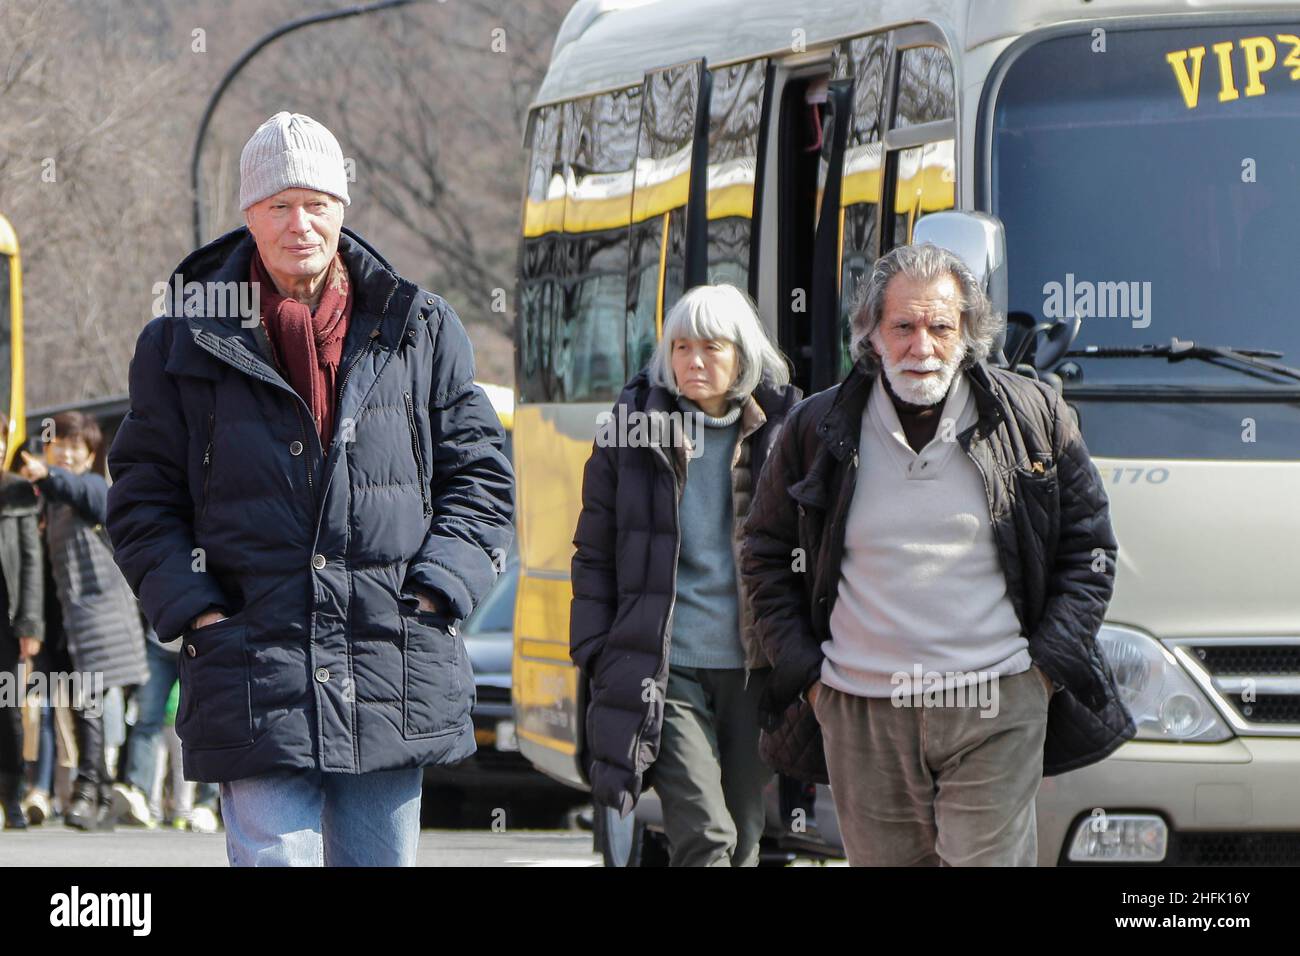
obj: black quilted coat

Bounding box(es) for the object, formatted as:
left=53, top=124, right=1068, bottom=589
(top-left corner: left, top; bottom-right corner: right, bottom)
left=569, top=368, right=801, bottom=816
left=740, top=357, right=1136, bottom=782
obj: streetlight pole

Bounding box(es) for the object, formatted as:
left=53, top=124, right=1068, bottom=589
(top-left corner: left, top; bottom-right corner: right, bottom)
left=190, top=0, right=422, bottom=248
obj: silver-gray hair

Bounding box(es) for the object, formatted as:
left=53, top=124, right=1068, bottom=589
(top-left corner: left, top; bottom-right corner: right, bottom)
left=648, top=284, right=791, bottom=399
left=848, top=242, right=1002, bottom=372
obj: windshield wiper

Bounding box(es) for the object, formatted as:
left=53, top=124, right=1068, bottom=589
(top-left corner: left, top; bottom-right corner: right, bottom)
left=1065, top=337, right=1300, bottom=383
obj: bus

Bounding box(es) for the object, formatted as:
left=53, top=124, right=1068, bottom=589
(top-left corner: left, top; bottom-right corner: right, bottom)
left=0, top=214, right=26, bottom=468
left=512, top=0, right=1300, bottom=866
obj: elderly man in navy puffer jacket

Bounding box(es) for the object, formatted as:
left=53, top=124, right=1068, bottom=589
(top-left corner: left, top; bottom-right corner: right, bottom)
left=106, top=112, right=514, bottom=867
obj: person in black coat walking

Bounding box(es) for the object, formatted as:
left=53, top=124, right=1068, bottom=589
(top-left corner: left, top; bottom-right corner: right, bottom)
left=570, top=284, right=801, bottom=866
left=0, top=413, right=44, bottom=829
left=106, top=112, right=514, bottom=867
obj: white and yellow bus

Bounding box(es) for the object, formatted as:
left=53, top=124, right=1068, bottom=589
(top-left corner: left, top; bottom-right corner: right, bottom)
left=513, top=0, right=1300, bottom=865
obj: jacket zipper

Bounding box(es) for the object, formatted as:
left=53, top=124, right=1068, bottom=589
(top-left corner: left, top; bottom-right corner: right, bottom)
left=404, top=390, right=433, bottom=518
left=336, top=325, right=382, bottom=412
left=965, top=443, right=1020, bottom=624
left=634, top=426, right=681, bottom=765
left=200, top=411, right=215, bottom=519
left=293, top=404, right=315, bottom=513
left=822, top=448, right=858, bottom=614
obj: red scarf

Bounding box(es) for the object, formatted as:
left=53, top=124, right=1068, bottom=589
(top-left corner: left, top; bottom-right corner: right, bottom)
left=250, top=249, right=353, bottom=454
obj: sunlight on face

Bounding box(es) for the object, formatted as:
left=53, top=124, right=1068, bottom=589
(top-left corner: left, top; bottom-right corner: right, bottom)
left=244, top=188, right=343, bottom=288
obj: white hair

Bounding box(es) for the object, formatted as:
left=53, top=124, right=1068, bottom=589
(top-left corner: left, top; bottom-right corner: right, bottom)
left=648, top=284, right=791, bottom=399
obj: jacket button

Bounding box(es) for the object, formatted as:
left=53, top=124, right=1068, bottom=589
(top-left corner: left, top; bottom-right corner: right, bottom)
left=289, top=440, right=303, bottom=456
left=186, top=644, right=197, bottom=657
left=448, top=625, right=457, bottom=637
left=312, top=554, right=327, bottom=570
left=314, top=667, right=329, bottom=683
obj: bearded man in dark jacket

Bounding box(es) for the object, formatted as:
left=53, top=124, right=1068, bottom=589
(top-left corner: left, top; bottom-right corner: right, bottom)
left=740, top=243, right=1134, bottom=866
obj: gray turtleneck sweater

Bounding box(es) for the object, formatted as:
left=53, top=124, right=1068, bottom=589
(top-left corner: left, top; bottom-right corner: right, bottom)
left=669, top=396, right=745, bottom=669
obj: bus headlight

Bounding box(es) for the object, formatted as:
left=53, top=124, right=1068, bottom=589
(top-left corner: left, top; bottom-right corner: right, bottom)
left=1094, top=625, right=1232, bottom=742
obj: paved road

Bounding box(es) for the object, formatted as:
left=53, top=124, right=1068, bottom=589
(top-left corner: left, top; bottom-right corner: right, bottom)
left=0, top=827, right=602, bottom=866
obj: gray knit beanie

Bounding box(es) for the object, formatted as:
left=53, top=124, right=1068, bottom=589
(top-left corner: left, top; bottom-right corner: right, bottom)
left=239, top=111, right=351, bottom=211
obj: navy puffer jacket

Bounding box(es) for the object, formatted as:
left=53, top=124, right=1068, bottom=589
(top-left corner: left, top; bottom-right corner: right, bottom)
left=106, top=226, right=515, bottom=783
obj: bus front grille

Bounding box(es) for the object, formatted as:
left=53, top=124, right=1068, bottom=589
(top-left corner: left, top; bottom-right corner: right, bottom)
left=1166, top=637, right=1300, bottom=736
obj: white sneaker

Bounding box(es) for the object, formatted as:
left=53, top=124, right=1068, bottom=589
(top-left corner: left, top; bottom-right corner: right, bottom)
left=21, top=790, right=51, bottom=826
left=111, top=783, right=156, bottom=829
left=188, top=805, right=219, bottom=833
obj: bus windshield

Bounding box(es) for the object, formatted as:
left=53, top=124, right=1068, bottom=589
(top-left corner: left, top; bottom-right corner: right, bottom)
left=991, top=22, right=1300, bottom=393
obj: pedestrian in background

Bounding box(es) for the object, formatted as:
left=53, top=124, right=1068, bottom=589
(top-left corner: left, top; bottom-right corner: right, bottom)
left=19, top=410, right=149, bottom=831
left=0, top=412, right=44, bottom=829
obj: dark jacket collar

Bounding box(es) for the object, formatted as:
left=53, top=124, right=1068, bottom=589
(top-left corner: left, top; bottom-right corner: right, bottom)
left=167, top=226, right=414, bottom=355
left=816, top=357, right=1008, bottom=460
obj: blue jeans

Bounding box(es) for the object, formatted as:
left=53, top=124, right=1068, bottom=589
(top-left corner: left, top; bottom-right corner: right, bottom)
left=31, top=702, right=54, bottom=793
left=125, top=641, right=217, bottom=807
left=219, top=767, right=423, bottom=866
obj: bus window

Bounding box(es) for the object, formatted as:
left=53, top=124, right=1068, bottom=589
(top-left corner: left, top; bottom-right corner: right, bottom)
left=835, top=34, right=889, bottom=380
left=890, top=138, right=956, bottom=250
left=883, top=42, right=956, bottom=251
left=894, top=44, right=955, bottom=128
left=518, top=104, right=564, bottom=403
left=626, top=61, right=703, bottom=373
left=517, top=89, right=639, bottom=404
left=705, top=59, right=768, bottom=293
left=561, top=87, right=640, bottom=403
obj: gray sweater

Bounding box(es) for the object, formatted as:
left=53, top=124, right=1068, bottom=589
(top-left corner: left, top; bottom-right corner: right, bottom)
left=669, top=397, right=745, bottom=669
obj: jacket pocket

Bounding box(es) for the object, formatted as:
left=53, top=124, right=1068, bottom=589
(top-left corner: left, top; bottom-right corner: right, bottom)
left=1013, top=457, right=1060, bottom=554
left=178, top=617, right=253, bottom=749
left=403, top=391, right=433, bottom=519
left=401, top=607, right=471, bottom=738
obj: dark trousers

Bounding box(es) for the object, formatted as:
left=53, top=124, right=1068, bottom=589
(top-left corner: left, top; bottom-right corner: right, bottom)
left=73, top=705, right=109, bottom=799
left=653, top=666, right=772, bottom=867
left=0, top=645, right=22, bottom=776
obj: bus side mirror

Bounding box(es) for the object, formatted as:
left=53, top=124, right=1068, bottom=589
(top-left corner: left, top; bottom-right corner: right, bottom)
left=912, top=211, right=1009, bottom=365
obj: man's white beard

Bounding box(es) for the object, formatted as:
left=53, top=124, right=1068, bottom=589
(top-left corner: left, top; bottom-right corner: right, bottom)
left=879, top=340, right=967, bottom=406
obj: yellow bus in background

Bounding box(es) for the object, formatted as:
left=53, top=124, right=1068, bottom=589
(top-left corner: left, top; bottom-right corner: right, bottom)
left=0, top=214, right=27, bottom=468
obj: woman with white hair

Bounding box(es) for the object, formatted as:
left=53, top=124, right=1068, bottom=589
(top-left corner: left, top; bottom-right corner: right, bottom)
left=569, top=283, right=801, bottom=866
